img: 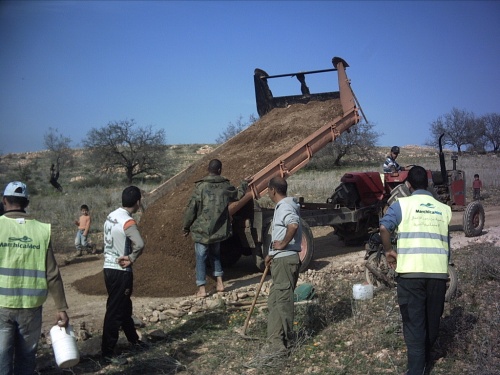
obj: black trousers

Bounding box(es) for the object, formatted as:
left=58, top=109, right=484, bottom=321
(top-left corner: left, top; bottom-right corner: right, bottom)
left=397, top=277, right=446, bottom=375
left=101, top=269, right=139, bottom=356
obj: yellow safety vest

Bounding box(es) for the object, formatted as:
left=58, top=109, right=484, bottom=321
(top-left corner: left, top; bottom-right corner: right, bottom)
left=396, top=195, right=451, bottom=274
left=0, top=216, right=51, bottom=308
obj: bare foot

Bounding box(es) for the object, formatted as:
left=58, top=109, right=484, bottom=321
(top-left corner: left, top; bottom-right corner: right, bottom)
left=216, top=278, right=224, bottom=293
left=196, top=286, right=208, bottom=298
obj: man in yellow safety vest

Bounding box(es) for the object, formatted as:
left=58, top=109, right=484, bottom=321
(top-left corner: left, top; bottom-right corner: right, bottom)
left=380, top=166, right=451, bottom=375
left=0, top=181, right=70, bottom=374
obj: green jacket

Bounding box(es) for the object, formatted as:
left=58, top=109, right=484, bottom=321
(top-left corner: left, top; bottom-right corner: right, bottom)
left=183, top=175, right=248, bottom=244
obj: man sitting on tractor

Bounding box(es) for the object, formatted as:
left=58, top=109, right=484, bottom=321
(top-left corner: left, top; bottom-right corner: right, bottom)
left=383, top=146, right=405, bottom=173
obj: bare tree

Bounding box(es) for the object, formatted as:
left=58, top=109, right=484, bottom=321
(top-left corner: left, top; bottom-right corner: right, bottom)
left=314, top=122, right=381, bottom=166
left=83, top=120, right=166, bottom=183
left=215, top=114, right=257, bottom=144
left=482, top=113, right=500, bottom=152
left=43, top=127, right=72, bottom=192
left=428, top=108, right=480, bottom=153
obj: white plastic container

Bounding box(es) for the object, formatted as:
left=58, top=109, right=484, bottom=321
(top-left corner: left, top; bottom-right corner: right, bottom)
left=352, top=283, right=374, bottom=300
left=50, top=324, right=80, bottom=368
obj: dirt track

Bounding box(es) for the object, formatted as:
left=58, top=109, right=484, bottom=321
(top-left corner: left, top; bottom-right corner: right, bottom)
left=42, top=205, right=500, bottom=336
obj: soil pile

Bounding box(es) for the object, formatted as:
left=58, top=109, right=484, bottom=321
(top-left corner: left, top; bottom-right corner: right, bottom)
left=74, top=99, right=342, bottom=297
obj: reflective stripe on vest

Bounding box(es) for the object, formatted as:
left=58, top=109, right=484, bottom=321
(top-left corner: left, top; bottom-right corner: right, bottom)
left=0, top=216, right=50, bottom=308
left=396, top=195, right=451, bottom=274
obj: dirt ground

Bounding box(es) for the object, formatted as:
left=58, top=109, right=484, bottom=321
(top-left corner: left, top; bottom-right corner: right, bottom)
left=42, top=204, right=500, bottom=338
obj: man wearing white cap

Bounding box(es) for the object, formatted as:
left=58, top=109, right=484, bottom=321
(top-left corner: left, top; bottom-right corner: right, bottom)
left=0, top=181, right=69, bottom=375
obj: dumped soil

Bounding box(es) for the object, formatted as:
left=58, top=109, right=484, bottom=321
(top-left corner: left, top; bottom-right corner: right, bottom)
left=74, top=99, right=343, bottom=298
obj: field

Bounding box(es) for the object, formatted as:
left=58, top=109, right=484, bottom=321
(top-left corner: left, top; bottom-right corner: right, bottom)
left=1, top=146, right=500, bottom=374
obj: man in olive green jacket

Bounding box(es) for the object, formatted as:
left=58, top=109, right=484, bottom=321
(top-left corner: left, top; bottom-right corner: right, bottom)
left=182, top=159, right=249, bottom=297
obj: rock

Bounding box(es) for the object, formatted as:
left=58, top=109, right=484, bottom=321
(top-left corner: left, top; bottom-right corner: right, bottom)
left=148, top=329, right=168, bottom=341
left=164, top=309, right=187, bottom=318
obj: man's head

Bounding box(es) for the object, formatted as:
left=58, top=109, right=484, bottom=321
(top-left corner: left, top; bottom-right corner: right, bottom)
left=2, top=181, right=29, bottom=210
left=80, top=204, right=89, bottom=215
left=406, top=166, right=428, bottom=191
left=122, top=186, right=142, bottom=210
left=390, top=146, right=400, bottom=158
left=208, top=159, right=222, bottom=175
left=268, top=176, right=288, bottom=202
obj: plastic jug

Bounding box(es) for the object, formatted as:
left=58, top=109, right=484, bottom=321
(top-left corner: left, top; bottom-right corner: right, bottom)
left=352, top=283, right=374, bottom=300
left=50, top=324, right=80, bottom=368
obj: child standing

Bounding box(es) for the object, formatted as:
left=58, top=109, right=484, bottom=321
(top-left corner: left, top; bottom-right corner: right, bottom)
left=473, top=174, right=483, bottom=200
left=74, top=204, right=92, bottom=256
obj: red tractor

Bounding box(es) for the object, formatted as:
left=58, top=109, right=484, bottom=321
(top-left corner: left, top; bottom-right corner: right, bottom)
left=325, top=134, right=485, bottom=244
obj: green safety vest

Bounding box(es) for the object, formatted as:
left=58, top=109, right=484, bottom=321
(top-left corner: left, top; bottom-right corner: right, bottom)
left=0, top=216, right=51, bottom=308
left=396, top=195, right=451, bottom=274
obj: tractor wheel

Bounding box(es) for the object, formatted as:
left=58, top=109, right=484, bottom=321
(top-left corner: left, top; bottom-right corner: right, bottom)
left=463, top=200, right=485, bottom=237
left=445, top=265, right=458, bottom=302
left=260, top=218, right=314, bottom=273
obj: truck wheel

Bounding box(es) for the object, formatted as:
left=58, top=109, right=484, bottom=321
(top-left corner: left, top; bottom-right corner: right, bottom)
left=463, top=201, right=485, bottom=237
left=220, top=237, right=242, bottom=267
left=445, top=265, right=458, bottom=302
left=260, top=219, right=314, bottom=273
left=298, top=220, right=314, bottom=272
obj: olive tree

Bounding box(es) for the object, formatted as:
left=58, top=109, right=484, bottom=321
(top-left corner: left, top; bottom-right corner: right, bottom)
left=43, top=127, right=72, bottom=192
left=428, top=108, right=481, bottom=153
left=309, top=122, right=381, bottom=168
left=215, top=114, right=257, bottom=144
left=83, top=120, right=166, bottom=183
left=482, top=113, right=500, bottom=152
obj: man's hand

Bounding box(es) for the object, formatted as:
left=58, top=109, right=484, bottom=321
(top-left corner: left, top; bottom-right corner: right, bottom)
left=117, top=255, right=133, bottom=268
left=265, top=255, right=273, bottom=268
left=385, top=249, right=398, bottom=270
left=272, top=240, right=287, bottom=250
left=56, top=311, right=69, bottom=328
left=182, top=230, right=189, bottom=238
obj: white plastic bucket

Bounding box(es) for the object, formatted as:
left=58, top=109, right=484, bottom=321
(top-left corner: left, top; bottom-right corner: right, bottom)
left=50, top=324, right=80, bottom=368
left=352, top=283, right=374, bottom=300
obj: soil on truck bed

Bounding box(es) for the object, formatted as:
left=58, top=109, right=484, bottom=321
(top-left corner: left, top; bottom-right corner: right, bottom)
left=74, top=99, right=343, bottom=298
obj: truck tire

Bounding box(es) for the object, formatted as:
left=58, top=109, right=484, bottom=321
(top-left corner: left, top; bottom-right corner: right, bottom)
left=219, top=237, right=242, bottom=267
left=463, top=200, right=485, bottom=237
left=260, top=218, right=314, bottom=273
left=445, top=265, right=458, bottom=302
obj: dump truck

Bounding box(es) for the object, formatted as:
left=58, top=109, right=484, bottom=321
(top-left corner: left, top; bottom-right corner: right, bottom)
left=222, top=57, right=364, bottom=271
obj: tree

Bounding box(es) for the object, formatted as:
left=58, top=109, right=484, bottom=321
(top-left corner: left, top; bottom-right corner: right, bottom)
left=482, top=113, right=500, bottom=152
left=428, top=108, right=480, bottom=153
left=43, top=127, right=72, bottom=192
left=215, top=114, right=257, bottom=144
left=83, top=120, right=166, bottom=183
left=314, top=122, right=381, bottom=166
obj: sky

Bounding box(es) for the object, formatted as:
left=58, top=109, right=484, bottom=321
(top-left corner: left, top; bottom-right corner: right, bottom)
left=1, top=1, right=499, bottom=154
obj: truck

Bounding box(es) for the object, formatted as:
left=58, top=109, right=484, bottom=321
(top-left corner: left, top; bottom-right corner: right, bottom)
left=223, top=57, right=364, bottom=271
left=224, top=57, right=484, bottom=273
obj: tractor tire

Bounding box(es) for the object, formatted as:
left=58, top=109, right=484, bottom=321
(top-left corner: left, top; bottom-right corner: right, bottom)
left=463, top=200, right=485, bottom=237
left=445, top=265, right=458, bottom=302
left=260, top=218, right=314, bottom=273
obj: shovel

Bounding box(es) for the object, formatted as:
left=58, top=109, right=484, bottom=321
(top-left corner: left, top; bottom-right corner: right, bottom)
left=236, top=264, right=270, bottom=339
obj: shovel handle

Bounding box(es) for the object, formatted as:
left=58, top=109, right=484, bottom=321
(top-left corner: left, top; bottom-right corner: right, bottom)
left=241, top=265, right=269, bottom=335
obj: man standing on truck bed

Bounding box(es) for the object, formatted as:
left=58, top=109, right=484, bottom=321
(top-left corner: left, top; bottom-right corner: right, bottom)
left=264, top=176, right=302, bottom=355
left=383, top=146, right=405, bottom=173
left=379, top=166, right=451, bottom=375
left=182, top=159, right=249, bottom=298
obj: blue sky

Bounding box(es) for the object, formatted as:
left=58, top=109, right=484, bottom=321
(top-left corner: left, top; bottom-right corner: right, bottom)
left=1, top=1, right=499, bottom=154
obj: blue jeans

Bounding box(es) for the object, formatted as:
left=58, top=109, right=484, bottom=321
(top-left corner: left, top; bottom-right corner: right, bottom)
left=75, top=229, right=88, bottom=250
left=0, top=306, right=42, bottom=375
left=195, top=242, right=223, bottom=287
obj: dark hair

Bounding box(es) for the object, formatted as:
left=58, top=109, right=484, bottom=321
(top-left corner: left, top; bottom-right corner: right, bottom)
left=391, top=146, right=400, bottom=154
left=208, top=159, right=222, bottom=174
left=407, top=166, right=428, bottom=190
left=474, top=174, right=479, bottom=178
left=4, top=196, right=29, bottom=209
left=122, top=186, right=141, bottom=208
left=80, top=204, right=89, bottom=211
left=268, top=176, right=288, bottom=195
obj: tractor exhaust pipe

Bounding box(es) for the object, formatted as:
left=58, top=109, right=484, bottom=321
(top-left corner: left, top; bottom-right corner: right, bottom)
left=438, top=133, right=448, bottom=185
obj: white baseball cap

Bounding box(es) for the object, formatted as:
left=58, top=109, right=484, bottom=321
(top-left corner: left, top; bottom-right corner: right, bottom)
left=3, top=181, right=29, bottom=198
